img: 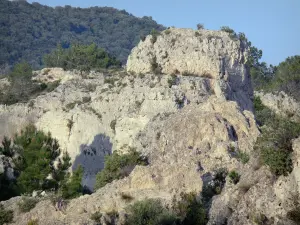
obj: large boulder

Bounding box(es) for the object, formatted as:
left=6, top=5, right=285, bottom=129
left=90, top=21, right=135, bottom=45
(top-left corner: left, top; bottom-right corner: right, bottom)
left=127, top=28, right=253, bottom=110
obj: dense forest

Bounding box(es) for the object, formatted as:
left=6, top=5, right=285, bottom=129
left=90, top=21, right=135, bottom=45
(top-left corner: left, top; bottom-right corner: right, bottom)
left=0, top=0, right=164, bottom=68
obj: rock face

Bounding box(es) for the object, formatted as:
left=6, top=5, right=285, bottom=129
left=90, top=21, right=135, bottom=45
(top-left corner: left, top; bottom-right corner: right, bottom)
left=127, top=28, right=253, bottom=110
left=2, top=29, right=300, bottom=225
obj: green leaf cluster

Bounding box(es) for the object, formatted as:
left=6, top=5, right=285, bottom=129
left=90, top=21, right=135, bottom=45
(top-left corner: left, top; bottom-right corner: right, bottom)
left=0, top=0, right=164, bottom=68
left=43, top=43, right=121, bottom=72
left=95, top=149, right=148, bottom=190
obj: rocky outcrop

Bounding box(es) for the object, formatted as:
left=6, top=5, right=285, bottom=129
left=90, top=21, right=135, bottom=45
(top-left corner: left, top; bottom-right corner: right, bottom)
left=127, top=28, right=252, bottom=110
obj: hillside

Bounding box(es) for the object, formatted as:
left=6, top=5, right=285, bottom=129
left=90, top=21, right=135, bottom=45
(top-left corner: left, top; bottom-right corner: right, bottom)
left=1, top=27, right=300, bottom=225
left=0, top=0, right=164, bottom=68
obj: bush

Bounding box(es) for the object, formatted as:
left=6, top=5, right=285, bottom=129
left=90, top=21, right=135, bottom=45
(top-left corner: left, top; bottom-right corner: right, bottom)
left=0, top=204, right=13, bottom=224
left=172, top=192, right=207, bottom=225
left=91, top=211, right=102, bottom=223
left=197, top=23, right=204, bottom=30
left=60, top=165, right=84, bottom=199
left=254, top=99, right=300, bottom=176
left=18, top=197, right=39, bottom=213
left=228, top=170, right=240, bottom=184
left=150, top=29, right=161, bottom=44
left=125, top=199, right=177, bottom=225
left=44, top=43, right=121, bottom=72
left=110, top=119, right=117, bottom=133
left=236, top=150, right=250, bottom=164
left=287, top=206, right=300, bottom=223
left=0, top=136, right=14, bottom=157
left=167, top=74, right=177, bottom=88
left=95, top=149, right=148, bottom=190
left=201, top=168, right=227, bottom=204
left=27, top=219, right=39, bottom=225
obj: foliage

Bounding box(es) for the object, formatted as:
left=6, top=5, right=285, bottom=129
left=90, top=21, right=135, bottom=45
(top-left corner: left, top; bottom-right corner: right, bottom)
left=228, top=170, right=240, bottom=184
left=13, top=125, right=63, bottom=193
left=168, top=74, right=177, bottom=88
left=254, top=97, right=300, bottom=176
left=172, top=192, right=207, bottom=225
left=125, top=199, right=177, bottom=225
left=0, top=0, right=164, bottom=67
left=18, top=197, right=39, bottom=213
left=0, top=204, right=13, bottom=225
left=44, top=43, right=121, bottom=72
left=0, top=62, right=59, bottom=105
left=0, top=136, right=14, bottom=157
left=91, top=211, right=102, bottom=223
left=95, top=149, right=148, bottom=190
left=110, top=119, right=117, bottom=133
left=9, top=62, right=33, bottom=80
left=259, top=56, right=300, bottom=101
left=60, top=165, right=84, bottom=199
left=197, top=23, right=204, bottom=30
left=27, top=219, right=39, bottom=225
left=201, top=168, right=228, bottom=205
left=236, top=150, right=250, bottom=164
left=0, top=125, right=71, bottom=199
left=150, top=29, right=161, bottom=44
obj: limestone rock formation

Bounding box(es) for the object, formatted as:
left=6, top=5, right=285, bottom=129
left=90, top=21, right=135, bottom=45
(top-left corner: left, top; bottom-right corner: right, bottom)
left=2, top=28, right=300, bottom=225
left=127, top=28, right=252, bottom=110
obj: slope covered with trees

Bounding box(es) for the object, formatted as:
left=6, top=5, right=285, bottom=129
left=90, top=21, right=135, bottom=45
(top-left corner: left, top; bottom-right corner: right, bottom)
left=0, top=0, right=164, bottom=68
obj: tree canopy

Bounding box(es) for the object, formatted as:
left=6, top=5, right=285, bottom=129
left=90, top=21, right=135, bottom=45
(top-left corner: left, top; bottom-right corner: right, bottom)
left=0, top=0, right=164, bottom=68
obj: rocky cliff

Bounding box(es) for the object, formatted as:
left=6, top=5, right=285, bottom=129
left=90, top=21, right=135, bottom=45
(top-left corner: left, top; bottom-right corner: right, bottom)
left=1, top=28, right=300, bottom=225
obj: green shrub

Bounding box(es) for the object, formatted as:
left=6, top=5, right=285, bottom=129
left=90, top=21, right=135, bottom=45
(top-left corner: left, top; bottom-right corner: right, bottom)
left=164, top=29, right=171, bottom=35
left=14, top=125, right=67, bottom=193
left=0, top=136, right=14, bottom=157
left=27, top=219, right=39, bottom=225
left=18, top=197, right=39, bottom=213
left=44, top=43, right=121, bottom=72
left=197, top=23, right=204, bottom=30
left=150, top=29, right=161, bottom=44
left=228, top=170, right=240, bottom=184
left=125, top=199, right=177, bottom=225
left=254, top=100, right=300, bottom=176
left=0, top=204, right=13, bottom=224
left=91, top=211, right=102, bottom=223
left=168, top=74, right=177, bottom=88
left=201, top=168, right=227, bottom=204
left=95, top=149, right=148, bottom=190
left=60, top=165, right=84, bottom=199
left=9, top=62, right=33, bottom=80
left=120, top=192, right=134, bottom=202
left=172, top=192, right=207, bottom=225
left=110, top=119, right=117, bottom=133
left=236, top=150, right=250, bottom=164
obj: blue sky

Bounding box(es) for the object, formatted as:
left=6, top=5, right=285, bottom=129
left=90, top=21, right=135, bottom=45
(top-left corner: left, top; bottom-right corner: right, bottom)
left=28, top=0, right=300, bottom=66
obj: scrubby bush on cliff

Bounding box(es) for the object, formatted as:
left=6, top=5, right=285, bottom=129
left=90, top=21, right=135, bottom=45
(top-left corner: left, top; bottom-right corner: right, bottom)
left=0, top=125, right=72, bottom=198
left=125, top=199, right=177, bottom=225
left=18, top=197, right=39, bottom=213
left=254, top=96, right=300, bottom=176
left=172, top=192, right=207, bottom=225
left=0, top=204, right=13, bottom=224
left=44, top=43, right=121, bottom=72
left=60, top=165, right=84, bottom=199
left=95, top=149, right=148, bottom=190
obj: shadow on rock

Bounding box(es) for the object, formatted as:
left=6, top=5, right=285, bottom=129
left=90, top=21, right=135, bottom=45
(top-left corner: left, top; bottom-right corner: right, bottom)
left=73, top=134, right=112, bottom=191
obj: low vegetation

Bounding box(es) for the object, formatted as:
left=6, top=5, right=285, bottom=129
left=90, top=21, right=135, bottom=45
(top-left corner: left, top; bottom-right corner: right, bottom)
left=95, top=149, right=148, bottom=190
left=125, top=193, right=207, bottom=225
left=0, top=204, right=13, bottom=224
left=228, top=170, right=240, bottom=184
left=0, top=125, right=85, bottom=201
left=168, top=74, right=177, bottom=88
left=18, top=197, right=39, bottom=213
left=44, top=43, right=121, bottom=72
left=254, top=96, right=300, bottom=176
